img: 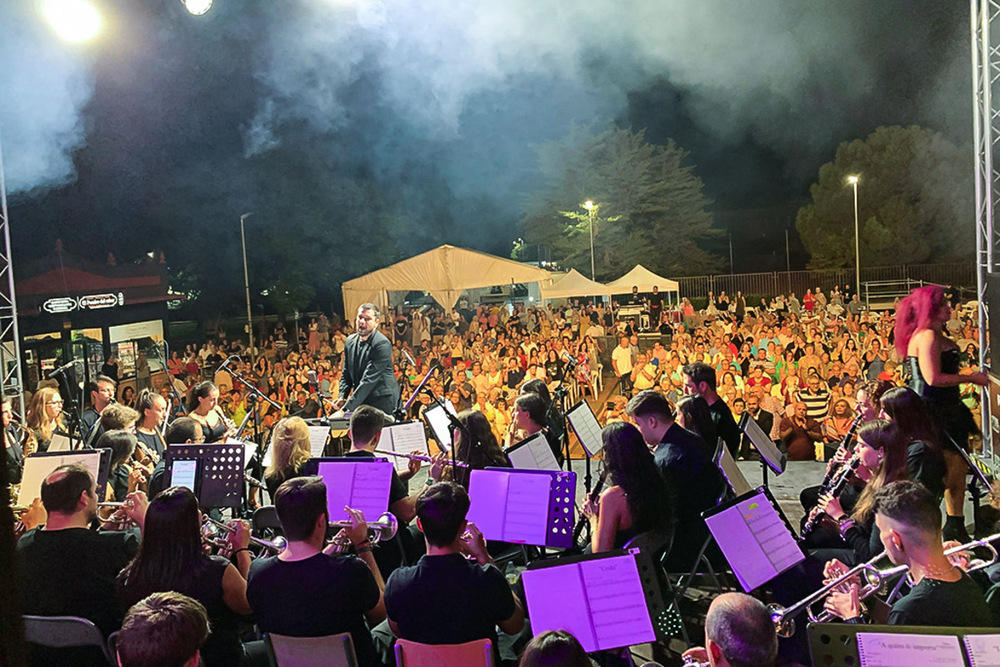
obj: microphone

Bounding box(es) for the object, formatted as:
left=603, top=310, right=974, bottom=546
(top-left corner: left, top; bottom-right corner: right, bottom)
left=560, top=351, right=579, bottom=369
left=218, top=355, right=240, bottom=375
left=48, top=360, right=77, bottom=378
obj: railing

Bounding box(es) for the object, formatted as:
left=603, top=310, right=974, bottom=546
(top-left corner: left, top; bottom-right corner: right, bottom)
left=675, top=262, right=974, bottom=302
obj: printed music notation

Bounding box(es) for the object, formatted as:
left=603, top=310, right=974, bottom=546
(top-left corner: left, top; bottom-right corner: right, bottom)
left=857, top=633, right=964, bottom=667
left=381, top=422, right=429, bottom=474
left=467, top=469, right=552, bottom=545
left=567, top=402, right=604, bottom=457
left=507, top=432, right=560, bottom=471
left=317, top=460, right=392, bottom=521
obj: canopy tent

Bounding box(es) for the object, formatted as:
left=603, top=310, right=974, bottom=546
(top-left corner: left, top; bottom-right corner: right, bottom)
left=540, top=268, right=612, bottom=300
left=606, top=264, right=679, bottom=296
left=341, top=244, right=552, bottom=318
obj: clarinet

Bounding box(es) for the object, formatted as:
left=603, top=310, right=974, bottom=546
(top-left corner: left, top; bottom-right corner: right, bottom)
left=572, top=467, right=609, bottom=546
left=815, top=407, right=864, bottom=497
left=800, top=455, right=861, bottom=539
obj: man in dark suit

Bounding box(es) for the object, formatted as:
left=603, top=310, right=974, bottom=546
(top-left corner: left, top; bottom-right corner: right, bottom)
left=739, top=393, right=774, bottom=460
left=626, top=390, right=724, bottom=570
left=332, top=303, right=400, bottom=415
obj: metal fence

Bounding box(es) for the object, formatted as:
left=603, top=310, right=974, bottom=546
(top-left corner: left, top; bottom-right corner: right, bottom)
left=675, top=263, right=975, bottom=300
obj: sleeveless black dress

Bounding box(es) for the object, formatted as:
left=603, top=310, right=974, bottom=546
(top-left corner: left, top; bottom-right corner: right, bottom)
left=906, top=349, right=979, bottom=451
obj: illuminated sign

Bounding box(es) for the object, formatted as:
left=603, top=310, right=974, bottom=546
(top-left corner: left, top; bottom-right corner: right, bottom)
left=41, top=292, right=125, bottom=314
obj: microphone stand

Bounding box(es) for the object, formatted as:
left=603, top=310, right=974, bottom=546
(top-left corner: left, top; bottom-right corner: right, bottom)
left=49, top=363, right=85, bottom=450
left=549, top=355, right=577, bottom=475
left=152, top=339, right=186, bottom=435
left=396, top=362, right=438, bottom=423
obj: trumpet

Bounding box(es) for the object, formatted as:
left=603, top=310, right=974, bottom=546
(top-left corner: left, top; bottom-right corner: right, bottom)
left=374, top=449, right=470, bottom=468
left=201, top=515, right=288, bottom=555
left=98, top=499, right=138, bottom=528
left=326, top=511, right=400, bottom=553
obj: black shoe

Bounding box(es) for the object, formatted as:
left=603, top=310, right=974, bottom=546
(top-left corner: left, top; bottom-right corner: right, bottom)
left=943, top=515, right=972, bottom=544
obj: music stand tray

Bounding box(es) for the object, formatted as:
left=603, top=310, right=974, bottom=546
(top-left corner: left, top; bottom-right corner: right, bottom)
left=808, top=623, right=1000, bottom=667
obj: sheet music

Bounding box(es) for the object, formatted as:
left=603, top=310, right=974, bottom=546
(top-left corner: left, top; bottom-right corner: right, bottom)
left=47, top=433, right=72, bottom=452
left=466, top=470, right=511, bottom=540
left=522, top=562, right=595, bottom=650
left=306, top=426, right=329, bottom=458
left=857, top=633, right=964, bottom=667
left=503, top=473, right=551, bottom=544
left=423, top=404, right=454, bottom=452
left=704, top=490, right=804, bottom=591
left=567, top=402, right=604, bottom=457
left=507, top=433, right=560, bottom=471
left=19, top=451, right=102, bottom=505
left=964, top=634, right=1000, bottom=667
left=579, top=554, right=655, bottom=650
left=317, top=460, right=393, bottom=522
left=383, top=422, right=428, bottom=474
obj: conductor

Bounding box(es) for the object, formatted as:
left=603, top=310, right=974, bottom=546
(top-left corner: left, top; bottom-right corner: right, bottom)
left=331, top=303, right=400, bottom=415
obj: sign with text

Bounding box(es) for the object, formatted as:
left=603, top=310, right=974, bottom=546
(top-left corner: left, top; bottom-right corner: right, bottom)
left=42, top=292, right=124, bottom=314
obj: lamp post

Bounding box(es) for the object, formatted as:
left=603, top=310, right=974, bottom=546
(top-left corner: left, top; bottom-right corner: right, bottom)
left=847, top=175, right=860, bottom=297
left=240, top=213, right=254, bottom=362
left=583, top=200, right=596, bottom=281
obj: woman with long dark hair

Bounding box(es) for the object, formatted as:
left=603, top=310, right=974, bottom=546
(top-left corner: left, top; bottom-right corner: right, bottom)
left=427, top=410, right=510, bottom=490
left=676, top=395, right=718, bottom=456
left=580, top=422, right=673, bottom=553
left=879, top=386, right=947, bottom=503
left=187, top=381, right=231, bottom=443
left=895, top=285, right=988, bottom=541
left=117, top=487, right=257, bottom=666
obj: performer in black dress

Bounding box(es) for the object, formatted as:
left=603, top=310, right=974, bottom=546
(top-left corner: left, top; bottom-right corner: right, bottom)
left=894, top=285, right=988, bottom=542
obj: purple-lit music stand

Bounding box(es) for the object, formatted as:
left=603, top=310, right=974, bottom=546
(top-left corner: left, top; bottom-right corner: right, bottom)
left=522, top=548, right=664, bottom=652
left=466, top=468, right=576, bottom=549
left=166, top=444, right=245, bottom=509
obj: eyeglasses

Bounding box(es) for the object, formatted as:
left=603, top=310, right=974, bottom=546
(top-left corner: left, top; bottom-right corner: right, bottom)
left=46, top=400, right=64, bottom=406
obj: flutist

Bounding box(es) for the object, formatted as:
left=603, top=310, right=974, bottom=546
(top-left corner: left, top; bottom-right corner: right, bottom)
left=822, top=481, right=991, bottom=626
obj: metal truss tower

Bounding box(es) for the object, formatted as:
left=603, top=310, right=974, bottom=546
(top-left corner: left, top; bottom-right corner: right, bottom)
left=0, top=139, right=25, bottom=417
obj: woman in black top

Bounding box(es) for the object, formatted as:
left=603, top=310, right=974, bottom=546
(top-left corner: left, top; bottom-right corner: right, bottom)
left=117, top=487, right=257, bottom=667
left=263, top=417, right=312, bottom=500
left=99, top=430, right=143, bottom=502
left=879, top=386, right=947, bottom=503
left=134, top=389, right=168, bottom=459
left=187, top=381, right=231, bottom=443
left=428, top=410, right=509, bottom=489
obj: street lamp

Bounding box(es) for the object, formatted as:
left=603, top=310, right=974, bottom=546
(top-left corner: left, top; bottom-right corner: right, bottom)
left=847, top=175, right=860, bottom=298
left=240, top=213, right=254, bottom=362
left=583, top=200, right=596, bottom=281
left=42, top=0, right=102, bottom=43
left=183, top=0, right=214, bottom=15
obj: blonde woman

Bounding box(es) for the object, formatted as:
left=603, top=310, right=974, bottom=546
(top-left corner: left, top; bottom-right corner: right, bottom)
left=26, top=386, right=65, bottom=453
left=263, top=416, right=312, bottom=499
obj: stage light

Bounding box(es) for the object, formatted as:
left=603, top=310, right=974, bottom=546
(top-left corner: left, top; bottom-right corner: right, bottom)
left=43, top=0, right=101, bottom=43
left=183, top=0, right=213, bottom=16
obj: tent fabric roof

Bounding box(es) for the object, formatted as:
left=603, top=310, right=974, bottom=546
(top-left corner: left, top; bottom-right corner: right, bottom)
left=342, top=244, right=551, bottom=316
left=605, top=264, right=679, bottom=294
left=540, top=269, right=612, bottom=300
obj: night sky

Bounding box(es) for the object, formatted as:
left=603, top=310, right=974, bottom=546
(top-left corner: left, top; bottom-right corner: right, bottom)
left=0, top=0, right=973, bottom=306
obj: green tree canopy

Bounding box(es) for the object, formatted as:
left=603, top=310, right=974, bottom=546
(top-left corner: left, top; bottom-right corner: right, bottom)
left=796, top=125, right=974, bottom=269
left=519, top=126, right=722, bottom=280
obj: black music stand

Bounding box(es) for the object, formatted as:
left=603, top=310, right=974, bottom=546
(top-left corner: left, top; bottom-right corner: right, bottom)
left=466, top=468, right=576, bottom=549
left=738, top=412, right=786, bottom=489
left=165, top=443, right=246, bottom=509
left=19, top=448, right=112, bottom=505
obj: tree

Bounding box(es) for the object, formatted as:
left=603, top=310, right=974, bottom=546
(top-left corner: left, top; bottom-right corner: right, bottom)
left=796, top=125, right=974, bottom=269
left=519, top=126, right=722, bottom=280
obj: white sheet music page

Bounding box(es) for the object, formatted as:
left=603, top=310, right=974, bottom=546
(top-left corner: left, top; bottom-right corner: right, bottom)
left=384, top=422, right=428, bottom=474
left=856, top=633, right=964, bottom=667
left=502, top=473, right=551, bottom=544
left=578, top=554, right=655, bottom=650
left=508, top=433, right=560, bottom=471
left=466, top=470, right=510, bottom=542
left=522, top=564, right=596, bottom=651
left=964, top=634, right=1000, bottom=667
left=19, top=451, right=102, bottom=506
left=306, top=426, right=329, bottom=458
left=318, top=461, right=392, bottom=523
left=568, top=403, right=604, bottom=457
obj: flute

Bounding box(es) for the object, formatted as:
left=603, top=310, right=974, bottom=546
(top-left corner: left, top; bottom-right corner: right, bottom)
left=374, top=449, right=470, bottom=468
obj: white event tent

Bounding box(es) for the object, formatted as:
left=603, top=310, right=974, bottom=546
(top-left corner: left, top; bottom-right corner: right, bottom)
left=606, top=264, right=680, bottom=304
left=341, top=244, right=552, bottom=318
left=540, top=268, right=612, bottom=301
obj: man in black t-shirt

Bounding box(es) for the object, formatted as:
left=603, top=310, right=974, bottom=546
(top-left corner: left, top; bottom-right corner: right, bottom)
left=384, top=482, right=524, bottom=658
left=683, top=362, right=741, bottom=457
left=247, top=477, right=385, bottom=667
left=824, top=481, right=992, bottom=627
left=18, top=464, right=146, bottom=637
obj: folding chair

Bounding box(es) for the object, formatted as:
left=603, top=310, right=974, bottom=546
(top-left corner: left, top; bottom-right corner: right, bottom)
left=266, top=632, right=358, bottom=667
left=394, top=637, right=493, bottom=667
left=23, top=615, right=116, bottom=666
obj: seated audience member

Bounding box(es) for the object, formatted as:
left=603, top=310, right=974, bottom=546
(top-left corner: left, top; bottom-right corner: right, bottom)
left=626, top=390, right=724, bottom=569
left=778, top=401, right=824, bottom=461
left=263, top=416, right=313, bottom=498
left=117, top=487, right=261, bottom=667
left=117, top=592, right=210, bottom=667
left=17, top=463, right=147, bottom=637
left=518, top=630, right=591, bottom=667
left=823, top=480, right=992, bottom=626
left=384, top=482, right=524, bottom=658
left=682, top=593, right=778, bottom=667
left=580, top=421, right=673, bottom=552
left=246, top=477, right=385, bottom=667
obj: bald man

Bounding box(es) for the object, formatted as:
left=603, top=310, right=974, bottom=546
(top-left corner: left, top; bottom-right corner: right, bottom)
left=682, top=593, right=778, bottom=667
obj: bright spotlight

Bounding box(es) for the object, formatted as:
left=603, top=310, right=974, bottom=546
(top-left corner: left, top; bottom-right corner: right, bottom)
left=43, top=0, right=101, bottom=43
left=847, top=175, right=859, bottom=185
left=183, top=0, right=213, bottom=15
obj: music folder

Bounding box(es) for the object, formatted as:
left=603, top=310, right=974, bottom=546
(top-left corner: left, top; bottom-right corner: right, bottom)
left=522, top=549, right=658, bottom=652
left=422, top=402, right=454, bottom=452
left=566, top=400, right=604, bottom=457
left=505, top=432, right=560, bottom=471
left=380, top=421, right=429, bottom=474
left=165, top=443, right=246, bottom=509
left=466, top=467, right=576, bottom=548
left=312, top=457, right=393, bottom=524
left=18, top=448, right=111, bottom=506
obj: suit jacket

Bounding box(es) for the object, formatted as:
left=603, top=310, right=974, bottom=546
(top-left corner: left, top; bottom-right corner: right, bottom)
left=338, top=330, right=400, bottom=414
left=5, top=425, right=23, bottom=485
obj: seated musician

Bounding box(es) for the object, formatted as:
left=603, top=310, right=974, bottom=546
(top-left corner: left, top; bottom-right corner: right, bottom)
left=187, top=381, right=232, bottom=443
left=505, top=392, right=563, bottom=464
left=99, top=430, right=148, bottom=502
left=580, top=421, right=673, bottom=552
left=17, top=464, right=147, bottom=638
left=81, top=374, right=116, bottom=448
left=384, top=482, right=524, bottom=659
left=878, top=387, right=947, bottom=503
left=426, top=409, right=509, bottom=489
left=134, top=388, right=169, bottom=458
left=682, top=593, right=778, bottom=667
left=263, top=416, right=313, bottom=498
left=246, top=477, right=385, bottom=667
left=117, top=486, right=263, bottom=667
left=346, top=406, right=423, bottom=522
left=3, top=396, right=32, bottom=486
left=626, top=390, right=724, bottom=570
left=117, top=592, right=210, bottom=667
left=147, top=417, right=204, bottom=500
left=823, top=480, right=992, bottom=626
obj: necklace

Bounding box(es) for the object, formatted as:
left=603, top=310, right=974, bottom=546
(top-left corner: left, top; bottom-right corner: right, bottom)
left=921, top=562, right=957, bottom=580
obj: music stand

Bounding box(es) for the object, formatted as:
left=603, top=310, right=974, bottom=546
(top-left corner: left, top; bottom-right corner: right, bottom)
left=807, top=623, right=1000, bottom=667
left=19, top=448, right=112, bottom=506
left=505, top=432, right=561, bottom=471
left=522, top=548, right=662, bottom=652
left=165, top=443, right=246, bottom=509
left=466, top=468, right=576, bottom=548
left=566, top=400, right=604, bottom=496
left=715, top=444, right=753, bottom=497
left=380, top=421, right=430, bottom=475
left=738, top=412, right=786, bottom=488
left=307, top=457, right=393, bottom=522
left=701, top=486, right=804, bottom=592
